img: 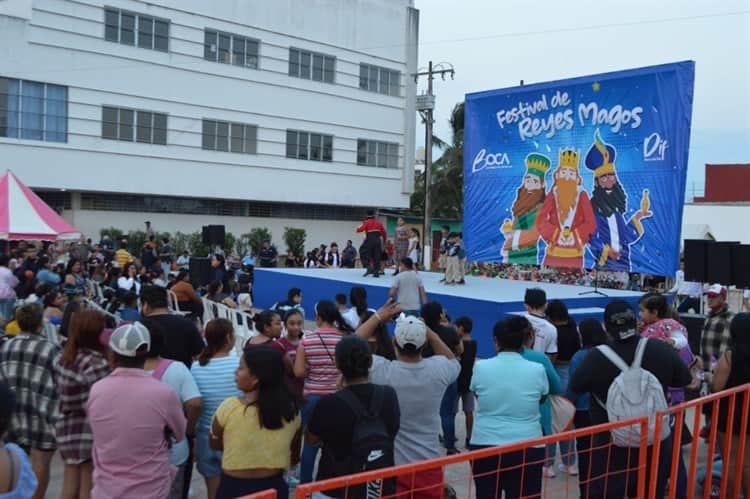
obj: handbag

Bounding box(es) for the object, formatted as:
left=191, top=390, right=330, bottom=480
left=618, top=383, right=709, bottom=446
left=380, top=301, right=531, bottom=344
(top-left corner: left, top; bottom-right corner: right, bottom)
left=550, top=394, right=576, bottom=433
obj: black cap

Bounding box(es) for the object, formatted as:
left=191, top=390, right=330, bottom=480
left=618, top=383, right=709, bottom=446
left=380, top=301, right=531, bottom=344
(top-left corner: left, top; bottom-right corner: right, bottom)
left=604, top=299, right=637, bottom=340
left=366, top=210, right=375, bottom=218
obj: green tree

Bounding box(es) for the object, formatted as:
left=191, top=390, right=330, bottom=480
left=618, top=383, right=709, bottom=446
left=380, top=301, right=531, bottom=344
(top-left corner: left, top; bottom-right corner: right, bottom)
left=283, top=227, right=306, bottom=258
left=411, top=102, right=464, bottom=219
left=244, top=228, right=272, bottom=255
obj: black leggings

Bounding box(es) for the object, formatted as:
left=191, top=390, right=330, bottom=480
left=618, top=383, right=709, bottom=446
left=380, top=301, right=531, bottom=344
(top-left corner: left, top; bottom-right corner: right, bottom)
left=216, top=472, right=287, bottom=499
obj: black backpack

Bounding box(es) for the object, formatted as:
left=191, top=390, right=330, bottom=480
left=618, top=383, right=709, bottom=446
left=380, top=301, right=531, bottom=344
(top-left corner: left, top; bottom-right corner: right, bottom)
left=323, top=386, right=394, bottom=499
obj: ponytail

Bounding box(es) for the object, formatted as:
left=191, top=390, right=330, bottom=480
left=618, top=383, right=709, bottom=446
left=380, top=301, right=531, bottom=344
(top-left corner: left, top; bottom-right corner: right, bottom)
left=315, top=299, right=354, bottom=334
left=199, top=318, right=234, bottom=366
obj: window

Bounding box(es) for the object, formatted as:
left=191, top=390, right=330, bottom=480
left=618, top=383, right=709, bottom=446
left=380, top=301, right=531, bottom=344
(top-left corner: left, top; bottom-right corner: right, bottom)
left=357, top=139, right=399, bottom=168
left=288, top=48, right=335, bottom=83
left=204, top=29, right=259, bottom=69
left=102, top=106, right=167, bottom=144
left=359, top=64, right=401, bottom=96
left=0, top=77, right=67, bottom=142
left=104, top=8, right=169, bottom=52
left=286, top=130, right=333, bottom=162
left=202, top=119, right=257, bottom=154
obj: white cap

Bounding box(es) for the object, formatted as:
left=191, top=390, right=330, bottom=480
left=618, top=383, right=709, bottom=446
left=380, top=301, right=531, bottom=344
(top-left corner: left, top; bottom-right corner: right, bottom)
left=109, top=322, right=150, bottom=357
left=704, top=284, right=727, bottom=297
left=394, top=314, right=427, bottom=349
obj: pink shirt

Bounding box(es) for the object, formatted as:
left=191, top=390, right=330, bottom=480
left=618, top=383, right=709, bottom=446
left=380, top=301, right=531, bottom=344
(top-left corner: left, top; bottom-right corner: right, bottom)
left=87, top=368, right=186, bottom=499
left=301, top=328, right=345, bottom=396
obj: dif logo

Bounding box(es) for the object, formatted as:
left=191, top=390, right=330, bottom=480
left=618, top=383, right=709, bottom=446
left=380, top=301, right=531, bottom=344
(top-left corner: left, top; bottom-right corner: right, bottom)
left=472, top=149, right=512, bottom=173
left=643, top=132, right=668, bottom=161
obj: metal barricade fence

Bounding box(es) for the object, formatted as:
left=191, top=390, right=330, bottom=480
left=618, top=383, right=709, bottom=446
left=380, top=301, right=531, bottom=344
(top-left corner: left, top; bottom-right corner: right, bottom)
left=241, top=384, right=748, bottom=499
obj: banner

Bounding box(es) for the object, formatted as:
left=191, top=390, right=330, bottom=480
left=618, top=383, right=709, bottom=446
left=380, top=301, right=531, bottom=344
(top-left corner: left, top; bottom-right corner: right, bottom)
left=463, top=61, right=695, bottom=276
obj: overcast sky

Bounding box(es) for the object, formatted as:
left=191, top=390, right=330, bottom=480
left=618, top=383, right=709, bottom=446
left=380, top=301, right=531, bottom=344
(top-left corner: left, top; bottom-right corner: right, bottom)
left=413, top=0, right=750, bottom=195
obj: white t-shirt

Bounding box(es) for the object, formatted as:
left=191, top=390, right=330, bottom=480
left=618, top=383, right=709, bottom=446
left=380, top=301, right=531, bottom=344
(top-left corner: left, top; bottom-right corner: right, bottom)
left=341, top=307, right=375, bottom=330
left=523, top=312, right=558, bottom=355
left=147, top=360, right=201, bottom=466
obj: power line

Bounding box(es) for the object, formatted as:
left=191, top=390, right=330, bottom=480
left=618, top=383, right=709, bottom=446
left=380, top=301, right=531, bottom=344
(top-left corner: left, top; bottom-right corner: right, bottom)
left=359, top=10, right=750, bottom=50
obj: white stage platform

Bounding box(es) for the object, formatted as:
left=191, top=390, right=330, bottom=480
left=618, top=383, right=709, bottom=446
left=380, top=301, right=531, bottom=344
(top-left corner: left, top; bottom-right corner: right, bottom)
left=254, top=268, right=642, bottom=357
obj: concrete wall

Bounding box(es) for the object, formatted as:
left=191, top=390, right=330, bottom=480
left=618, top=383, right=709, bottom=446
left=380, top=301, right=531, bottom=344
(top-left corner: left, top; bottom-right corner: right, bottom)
left=0, top=0, right=417, bottom=208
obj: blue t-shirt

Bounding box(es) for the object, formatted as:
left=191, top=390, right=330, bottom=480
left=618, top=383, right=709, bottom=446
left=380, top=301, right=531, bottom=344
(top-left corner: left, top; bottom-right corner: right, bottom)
left=1, top=443, right=38, bottom=499
left=190, top=356, right=241, bottom=432
left=470, top=351, right=549, bottom=447
left=521, top=348, right=562, bottom=435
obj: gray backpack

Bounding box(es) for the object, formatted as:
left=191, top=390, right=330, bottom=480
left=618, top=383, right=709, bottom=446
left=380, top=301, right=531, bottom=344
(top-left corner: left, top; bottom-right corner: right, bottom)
left=594, top=338, right=670, bottom=447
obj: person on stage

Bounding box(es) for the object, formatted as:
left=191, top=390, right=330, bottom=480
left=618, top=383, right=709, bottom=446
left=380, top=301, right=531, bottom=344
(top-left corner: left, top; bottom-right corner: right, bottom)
left=356, top=210, right=387, bottom=277
left=535, top=148, right=596, bottom=268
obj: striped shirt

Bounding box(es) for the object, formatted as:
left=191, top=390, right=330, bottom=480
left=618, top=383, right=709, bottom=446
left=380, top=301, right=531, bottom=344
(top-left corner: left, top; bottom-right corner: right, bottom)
left=190, top=356, right=241, bottom=432
left=301, top=328, right=345, bottom=396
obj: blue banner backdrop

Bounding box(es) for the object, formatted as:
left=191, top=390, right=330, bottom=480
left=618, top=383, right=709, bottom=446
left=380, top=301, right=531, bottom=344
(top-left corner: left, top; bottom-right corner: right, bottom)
left=463, top=61, right=695, bottom=276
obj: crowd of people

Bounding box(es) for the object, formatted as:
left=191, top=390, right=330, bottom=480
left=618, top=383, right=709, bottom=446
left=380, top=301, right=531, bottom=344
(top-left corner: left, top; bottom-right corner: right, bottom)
left=0, top=233, right=748, bottom=499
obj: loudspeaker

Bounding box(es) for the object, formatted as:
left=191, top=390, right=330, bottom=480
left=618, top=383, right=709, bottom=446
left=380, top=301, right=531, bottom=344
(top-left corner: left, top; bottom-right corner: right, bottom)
left=201, top=225, right=226, bottom=247
left=679, top=313, right=705, bottom=356
left=731, top=244, right=750, bottom=288
left=707, top=241, right=738, bottom=285
left=683, top=239, right=709, bottom=282
left=189, top=257, right=211, bottom=288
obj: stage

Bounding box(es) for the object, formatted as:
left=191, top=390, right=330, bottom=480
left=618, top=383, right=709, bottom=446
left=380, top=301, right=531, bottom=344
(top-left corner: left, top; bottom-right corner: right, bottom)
left=253, top=268, right=643, bottom=357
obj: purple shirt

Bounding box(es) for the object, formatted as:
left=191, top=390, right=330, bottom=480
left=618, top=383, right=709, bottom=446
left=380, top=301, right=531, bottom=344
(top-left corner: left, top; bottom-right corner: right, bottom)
left=87, top=368, right=186, bottom=499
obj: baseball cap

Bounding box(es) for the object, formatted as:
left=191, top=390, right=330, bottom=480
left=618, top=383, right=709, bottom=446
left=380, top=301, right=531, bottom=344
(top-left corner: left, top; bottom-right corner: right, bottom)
left=394, top=314, right=427, bottom=349
left=108, top=322, right=150, bottom=357
left=704, top=284, right=727, bottom=297
left=603, top=299, right=637, bottom=340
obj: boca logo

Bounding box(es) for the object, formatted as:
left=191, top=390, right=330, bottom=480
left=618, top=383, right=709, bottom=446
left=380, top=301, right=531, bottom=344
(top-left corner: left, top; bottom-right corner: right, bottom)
left=472, top=149, right=512, bottom=173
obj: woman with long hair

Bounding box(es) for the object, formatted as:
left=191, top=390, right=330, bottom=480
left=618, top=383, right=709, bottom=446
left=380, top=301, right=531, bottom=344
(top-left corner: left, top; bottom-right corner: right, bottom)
left=341, top=286, right=369, bottom=330
left=360, top=310, right=396, bottom=360
left=53, top=309, right=111, bottom=499
left=64, top=258, right=88, bottom=296
left=713, top=313, right=750, bottom=498
left=191, top=319, right=240, bottom=499
left=277, top=309, right=307, bottom=398
left=43, top=290, right=66, bottom=326
left=207, top=280, right=237, bottom=309
left=393, top=217, right=410, bottom=275
left=245, top=310, right=283, bottom=348
left=210, top=346, right=301, bottom=499
left=293, top=300, right=353, bottom=483
left=117, top=262, right=141, bottom=295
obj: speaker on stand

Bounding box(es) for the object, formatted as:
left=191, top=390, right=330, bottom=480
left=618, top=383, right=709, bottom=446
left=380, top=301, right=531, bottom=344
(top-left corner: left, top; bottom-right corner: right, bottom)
left=189, top=257, right=212, bottom=289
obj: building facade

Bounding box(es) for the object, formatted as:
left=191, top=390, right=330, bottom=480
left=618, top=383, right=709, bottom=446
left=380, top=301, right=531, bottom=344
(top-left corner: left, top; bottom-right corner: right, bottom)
left=0, top=0, right=419, bottom=248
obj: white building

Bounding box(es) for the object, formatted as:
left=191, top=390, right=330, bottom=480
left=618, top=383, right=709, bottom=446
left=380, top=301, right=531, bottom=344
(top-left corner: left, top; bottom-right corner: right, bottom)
left=0, top=0, right=419, bottom=250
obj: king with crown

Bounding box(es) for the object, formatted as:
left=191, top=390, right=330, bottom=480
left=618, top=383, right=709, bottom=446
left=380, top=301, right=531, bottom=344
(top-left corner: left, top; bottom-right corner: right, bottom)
left=535, top=148, right=596, bottom=268
left=501, top=153, right=551, bottom=264
left=585, top=130, right=652, bottom=271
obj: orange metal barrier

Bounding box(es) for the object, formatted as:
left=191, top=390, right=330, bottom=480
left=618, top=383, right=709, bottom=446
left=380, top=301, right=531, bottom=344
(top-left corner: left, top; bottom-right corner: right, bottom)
left=291, top=384, right=749, bottom=499
left=241, top=489, right=278, bottom=499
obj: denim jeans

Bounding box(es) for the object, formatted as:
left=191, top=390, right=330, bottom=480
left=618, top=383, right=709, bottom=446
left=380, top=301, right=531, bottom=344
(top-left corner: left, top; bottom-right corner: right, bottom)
left=546, top=364, right=576, bottom=467
left=300, top=394, right=322, bottom=483
left=0, top=298, right=15, bottom=323
left=440, top=381, right=458, bottom=451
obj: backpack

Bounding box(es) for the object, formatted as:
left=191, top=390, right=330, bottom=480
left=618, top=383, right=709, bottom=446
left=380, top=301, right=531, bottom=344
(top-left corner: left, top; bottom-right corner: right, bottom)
left=320, top=386, right=394, bottom=499
left=594, top=338, right=670, bottom=447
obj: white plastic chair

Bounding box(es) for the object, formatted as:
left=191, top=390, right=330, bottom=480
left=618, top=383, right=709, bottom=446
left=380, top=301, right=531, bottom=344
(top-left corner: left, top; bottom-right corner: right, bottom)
left=166, top=290, right=190, bottom=317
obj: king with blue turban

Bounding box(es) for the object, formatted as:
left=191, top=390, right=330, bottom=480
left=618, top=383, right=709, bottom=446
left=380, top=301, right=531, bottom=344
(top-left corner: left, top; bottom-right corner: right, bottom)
left=585, top=130, right=653, bottom=271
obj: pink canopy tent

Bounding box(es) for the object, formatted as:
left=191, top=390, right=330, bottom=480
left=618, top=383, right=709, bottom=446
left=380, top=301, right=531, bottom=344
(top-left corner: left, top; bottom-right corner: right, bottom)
left=0, top=170, right=82, bottom=241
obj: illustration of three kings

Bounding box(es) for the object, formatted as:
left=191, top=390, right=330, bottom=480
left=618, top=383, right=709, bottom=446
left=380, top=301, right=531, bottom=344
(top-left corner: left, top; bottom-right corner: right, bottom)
left=501, top=130, right=653, bottom=271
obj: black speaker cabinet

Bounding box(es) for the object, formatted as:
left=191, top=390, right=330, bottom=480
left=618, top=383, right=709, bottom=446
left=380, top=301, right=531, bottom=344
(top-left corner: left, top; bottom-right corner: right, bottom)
left=189, top=257, right=211, bottom=288
left=683, top=239, right=709, bottom=283
left=731, top=244, right=750, bottom=288
left=707, top=241, right=738, bottom=285
left=679, top=313, right=705, bottom=356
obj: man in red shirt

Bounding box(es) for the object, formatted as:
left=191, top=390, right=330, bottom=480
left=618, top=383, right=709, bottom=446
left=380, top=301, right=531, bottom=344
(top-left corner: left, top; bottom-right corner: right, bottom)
left=356, top=210, right=387, bottom=277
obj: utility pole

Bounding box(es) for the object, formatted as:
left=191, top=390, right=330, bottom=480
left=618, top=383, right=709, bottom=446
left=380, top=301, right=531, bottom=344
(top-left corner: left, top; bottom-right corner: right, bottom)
left=414, top=61, right=454, bottom=271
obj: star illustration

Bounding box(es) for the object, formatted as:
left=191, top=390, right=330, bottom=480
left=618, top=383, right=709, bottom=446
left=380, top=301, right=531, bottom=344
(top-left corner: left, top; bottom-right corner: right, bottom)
left=592, top=82, right=601, bottom=92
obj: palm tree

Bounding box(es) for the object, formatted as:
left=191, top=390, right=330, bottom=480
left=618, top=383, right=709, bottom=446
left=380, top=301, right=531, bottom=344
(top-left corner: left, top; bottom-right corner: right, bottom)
left=411, top=102, right=464, bottom=218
